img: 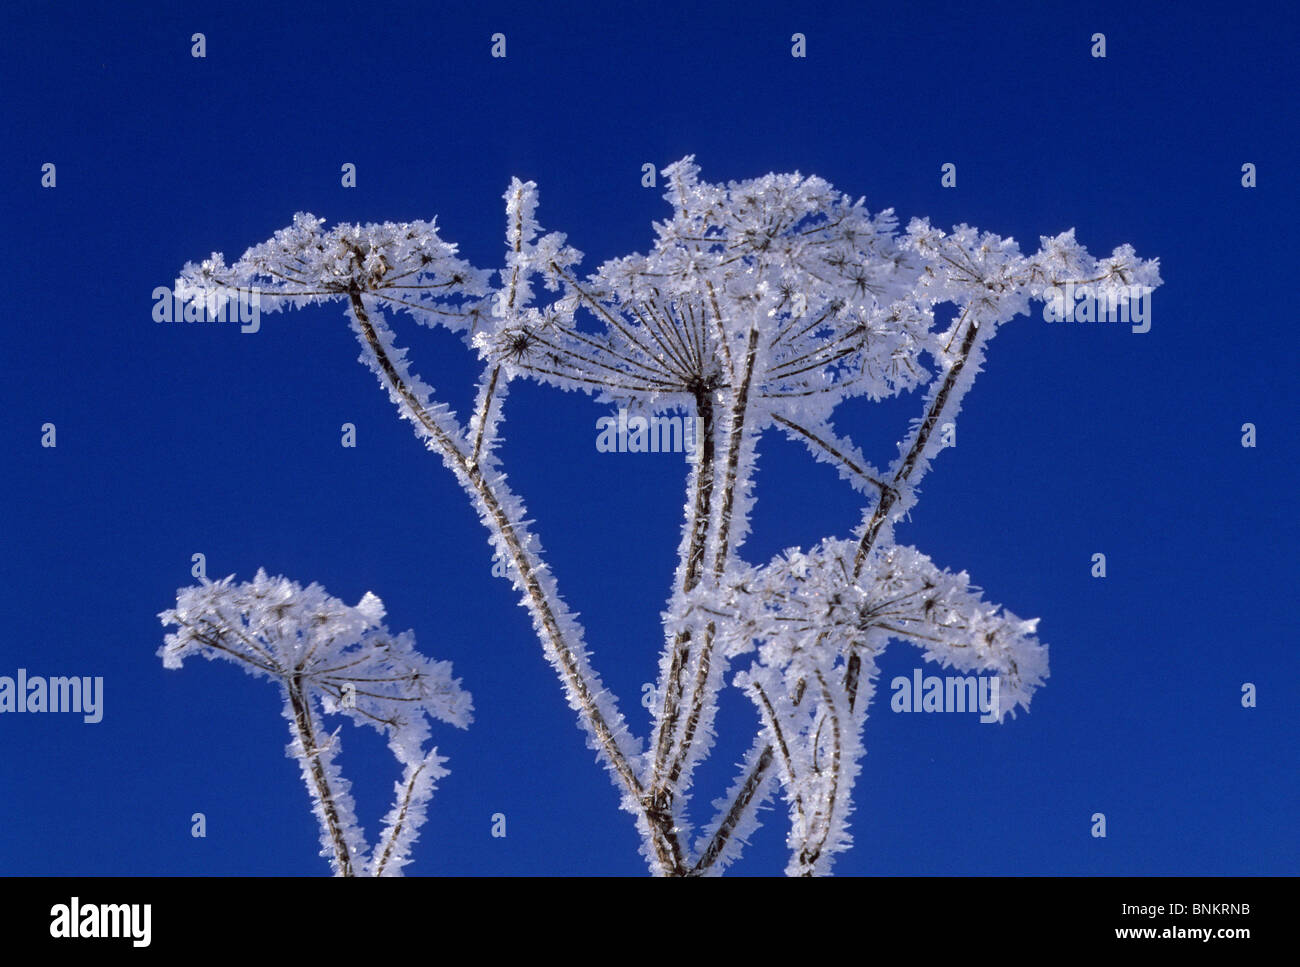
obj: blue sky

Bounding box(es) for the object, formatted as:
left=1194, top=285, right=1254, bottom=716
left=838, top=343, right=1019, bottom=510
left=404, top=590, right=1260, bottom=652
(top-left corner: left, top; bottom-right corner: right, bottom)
left=1, top=0, right=1296, bottom=875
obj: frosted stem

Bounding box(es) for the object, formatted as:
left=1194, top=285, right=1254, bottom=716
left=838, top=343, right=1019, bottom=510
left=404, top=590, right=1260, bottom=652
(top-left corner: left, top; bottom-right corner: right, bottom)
left=349, top=291, right=683, bottom=873
left=287, top=676, right=356, bottom=877
left=852, top=306, right=981, bottom=579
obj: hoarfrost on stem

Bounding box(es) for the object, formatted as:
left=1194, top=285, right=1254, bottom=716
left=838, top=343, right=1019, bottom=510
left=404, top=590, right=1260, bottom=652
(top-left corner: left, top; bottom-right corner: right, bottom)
left=159, top=569, right=471, bottom=876
left=176, top=157, right=1160, bottom=874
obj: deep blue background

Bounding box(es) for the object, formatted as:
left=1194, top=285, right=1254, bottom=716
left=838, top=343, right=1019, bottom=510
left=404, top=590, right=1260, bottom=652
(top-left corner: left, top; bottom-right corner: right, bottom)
left=1, top=0, right=1295, bottom=875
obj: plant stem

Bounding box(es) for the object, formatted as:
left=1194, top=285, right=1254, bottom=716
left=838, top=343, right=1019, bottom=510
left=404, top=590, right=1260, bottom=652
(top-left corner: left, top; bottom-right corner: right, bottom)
left=348, top=291, right=685, bottom=874
left=287, top=676, right=355, bottom=877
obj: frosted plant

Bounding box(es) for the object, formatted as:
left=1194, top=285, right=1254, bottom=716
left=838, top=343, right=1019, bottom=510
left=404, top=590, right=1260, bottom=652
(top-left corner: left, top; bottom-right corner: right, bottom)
left=176, top=158, right=1160, bottom=875
left=158, top=569, right=472, bottom=876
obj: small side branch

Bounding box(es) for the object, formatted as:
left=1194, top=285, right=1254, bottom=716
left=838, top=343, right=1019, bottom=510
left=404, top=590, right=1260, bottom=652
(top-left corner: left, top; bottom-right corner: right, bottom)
left=372, top=762, right=426, bottom=877
left=691, top=740, right=776, bottom=874
left=771, top=413, right=896, bottom=500
left=853, top=307, right=982, bottom=578
left=469, top=364, right=502, bottom=468
left=348, top=292, right=682, bottom=873
left=794, top=671, right=842, bottom=876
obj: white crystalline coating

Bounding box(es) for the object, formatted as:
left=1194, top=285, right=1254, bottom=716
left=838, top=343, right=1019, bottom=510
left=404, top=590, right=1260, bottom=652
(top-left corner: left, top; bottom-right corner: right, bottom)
left=497, top=178, right=582, bottom=316
left=158, top=569, right=472, bottom=750
left=475, top=156, right=933, bottom=419
left=282, top=709, right=368, bottom=875
left=723, top=537, right=1048, bottom=874
left=733, top=540, right=1049, bottom=722
left=690, top=731, right=780, bottom=876
left=177, top=157, right=1160, bottom=876
left=175, top=212, right=495, bottom=332
left=366, top=746, right=452, bottom=877
left=342, top=299, right=647, bottom=838
left=159, top=569, right=471, bottom=875
left=354, top=590, right=386, bottom=624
